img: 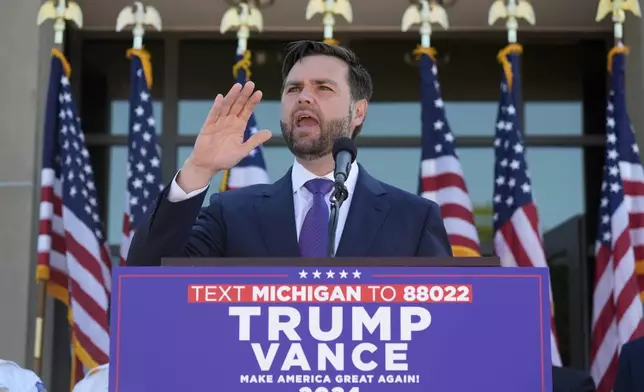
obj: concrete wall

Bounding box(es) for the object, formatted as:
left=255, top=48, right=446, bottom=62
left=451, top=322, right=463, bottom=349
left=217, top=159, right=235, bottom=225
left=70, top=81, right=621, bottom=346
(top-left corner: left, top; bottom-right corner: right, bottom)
left=0, top=0, right=55, bottom=386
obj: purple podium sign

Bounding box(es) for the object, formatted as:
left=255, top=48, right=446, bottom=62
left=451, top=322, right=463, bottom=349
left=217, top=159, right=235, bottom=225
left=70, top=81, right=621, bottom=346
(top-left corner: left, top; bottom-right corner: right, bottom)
left=108, top=266, right=553, bottom=392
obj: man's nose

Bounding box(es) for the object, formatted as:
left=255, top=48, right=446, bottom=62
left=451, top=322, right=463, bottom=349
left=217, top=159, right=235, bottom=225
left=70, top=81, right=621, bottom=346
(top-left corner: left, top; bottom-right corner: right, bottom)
left=297, top=89, right=314, bottom=104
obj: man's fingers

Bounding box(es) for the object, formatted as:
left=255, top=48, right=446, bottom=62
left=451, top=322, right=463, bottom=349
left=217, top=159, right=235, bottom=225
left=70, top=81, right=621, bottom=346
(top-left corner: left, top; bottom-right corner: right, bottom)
left=219, top=83, right=243, bottom=117
left=204, top=94, right=224, bottom=125
left=229, top=81, right=255, bottom=117
left=238, top=90, right=263, bottom=122
left=243, top=129, right=272, bottom=155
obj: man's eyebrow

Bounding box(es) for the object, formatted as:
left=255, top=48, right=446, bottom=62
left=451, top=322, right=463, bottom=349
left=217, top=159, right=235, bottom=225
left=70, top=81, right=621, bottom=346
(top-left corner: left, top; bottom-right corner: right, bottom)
left=283, top=79, right=338, bottom=86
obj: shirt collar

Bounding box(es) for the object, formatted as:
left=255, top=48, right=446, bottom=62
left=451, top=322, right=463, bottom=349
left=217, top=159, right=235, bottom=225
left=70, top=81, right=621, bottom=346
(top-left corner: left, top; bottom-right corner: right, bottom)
left=292, top=159, right=359, bottom=196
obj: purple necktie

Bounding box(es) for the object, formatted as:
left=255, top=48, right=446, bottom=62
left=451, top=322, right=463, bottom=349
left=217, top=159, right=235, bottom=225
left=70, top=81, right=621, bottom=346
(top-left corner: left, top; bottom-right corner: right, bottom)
left=299, top=178, right=334, bottom=257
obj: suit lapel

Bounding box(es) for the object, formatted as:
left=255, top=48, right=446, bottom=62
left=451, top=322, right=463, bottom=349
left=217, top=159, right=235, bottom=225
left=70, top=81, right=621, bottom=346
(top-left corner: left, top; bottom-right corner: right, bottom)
left=254, top=168, right=301, bottom=257
left=335, top=165, right=390, bottom=257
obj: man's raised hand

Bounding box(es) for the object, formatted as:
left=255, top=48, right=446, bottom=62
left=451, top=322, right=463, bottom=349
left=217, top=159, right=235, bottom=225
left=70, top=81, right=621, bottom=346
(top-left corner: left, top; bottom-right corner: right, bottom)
left=177, top=81, right=272, bottom=192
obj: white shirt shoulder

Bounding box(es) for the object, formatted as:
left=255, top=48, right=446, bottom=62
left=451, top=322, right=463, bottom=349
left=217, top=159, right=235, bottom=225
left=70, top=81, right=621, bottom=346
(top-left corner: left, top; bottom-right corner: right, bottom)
left=0, top=359, right=46, bottom=391
left=72, top=363, right=109, bottom=392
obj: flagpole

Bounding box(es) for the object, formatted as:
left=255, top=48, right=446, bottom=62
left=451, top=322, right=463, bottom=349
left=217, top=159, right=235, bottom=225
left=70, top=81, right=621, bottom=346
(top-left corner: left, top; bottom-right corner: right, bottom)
left=590, top=2, right=644, bottom=389
left=305, top=0, right=353, bottom=45
left=221, top=0, right=265, bottom=56
left=34, top=0, right=83, bottom=377
left=219, top=1, right=265, bottom=191
left=115, top=3, right=163, bottom=268
left=402, top=0, right=449, bottom=50
left=595, top=0, right=641, bottom=47
left=402, top=1, right=483, bottom=257
left=488, top=0, right=535, bottom=44
left=488, top=0, right=565, bottom=368
left=488, top=0, right=535, bottom=94
left=116, top=1, right=162, bottom=51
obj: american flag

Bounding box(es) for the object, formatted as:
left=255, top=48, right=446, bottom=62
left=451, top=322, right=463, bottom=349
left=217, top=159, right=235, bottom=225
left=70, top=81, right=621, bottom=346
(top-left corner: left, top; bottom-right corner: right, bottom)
left=220, top=51, right=269, bottom=191
left=590, top=46, right=644, bottom=392
left=491, top=45, right=562, bottom=367
left=609, top=50, right=644, bottom=303
left=416, top=49, right=481, bottom=257
left=119, top=49, right=164, bottom=264
left=36, top=49, right=112, bottom=383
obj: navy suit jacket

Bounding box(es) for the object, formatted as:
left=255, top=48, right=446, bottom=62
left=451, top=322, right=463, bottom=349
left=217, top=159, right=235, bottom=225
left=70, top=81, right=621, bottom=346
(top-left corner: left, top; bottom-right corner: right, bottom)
left=552, top=366, right=595, bottom=392
left=126, top=164, right=453, bottom=266
left=614, top=336, right=644, bottom=392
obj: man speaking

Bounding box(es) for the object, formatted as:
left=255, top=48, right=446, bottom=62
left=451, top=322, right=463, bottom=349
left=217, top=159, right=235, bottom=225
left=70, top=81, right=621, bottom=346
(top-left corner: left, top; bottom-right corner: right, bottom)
left=126, top=40, right=452, bottom=266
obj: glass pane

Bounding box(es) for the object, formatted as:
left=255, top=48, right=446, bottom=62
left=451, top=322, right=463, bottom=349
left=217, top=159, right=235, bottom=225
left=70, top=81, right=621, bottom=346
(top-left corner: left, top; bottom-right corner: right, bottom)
left=525, top=102, right=582, bottom=135
left=110, top=100, right=163, bottom=135
left=177, top=100, right=210, bottom=135
left=527, top=148, right=585, bottom=231
left=107, top=146, right=127, bottom=245
left=178, top=100, right=502, bottom=137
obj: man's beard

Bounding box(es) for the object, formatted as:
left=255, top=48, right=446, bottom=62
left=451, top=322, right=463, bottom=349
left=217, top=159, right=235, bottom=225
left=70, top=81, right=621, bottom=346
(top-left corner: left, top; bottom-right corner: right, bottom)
left=280, top=115, right=351, bottom=161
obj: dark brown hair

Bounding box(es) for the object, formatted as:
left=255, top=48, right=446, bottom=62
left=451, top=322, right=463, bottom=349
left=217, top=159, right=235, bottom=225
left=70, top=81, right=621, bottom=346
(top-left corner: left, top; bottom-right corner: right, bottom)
left=281, top=40, right=373, bottom=138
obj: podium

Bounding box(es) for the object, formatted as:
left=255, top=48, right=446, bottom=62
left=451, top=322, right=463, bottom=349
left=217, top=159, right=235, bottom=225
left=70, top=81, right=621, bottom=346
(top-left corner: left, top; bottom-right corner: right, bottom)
left=108, top=257, right=553, bottom=392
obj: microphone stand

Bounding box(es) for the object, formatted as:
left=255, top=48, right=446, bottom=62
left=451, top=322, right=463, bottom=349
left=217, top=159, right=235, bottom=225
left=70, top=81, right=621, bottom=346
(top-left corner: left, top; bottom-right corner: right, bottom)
left=328, top=182, right=349, bottom=258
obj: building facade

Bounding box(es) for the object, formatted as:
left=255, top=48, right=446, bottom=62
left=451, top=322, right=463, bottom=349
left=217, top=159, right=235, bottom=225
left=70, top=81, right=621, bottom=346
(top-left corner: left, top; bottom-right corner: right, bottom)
left=2, top=0, right=644, bottom=389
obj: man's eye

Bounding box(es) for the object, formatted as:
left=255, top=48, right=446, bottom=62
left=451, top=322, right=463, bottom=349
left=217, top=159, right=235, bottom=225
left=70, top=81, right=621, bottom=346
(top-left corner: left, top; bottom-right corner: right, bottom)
left=319, top=86, right=332, bottom=91
left=287, top=86, right=301, bottom=92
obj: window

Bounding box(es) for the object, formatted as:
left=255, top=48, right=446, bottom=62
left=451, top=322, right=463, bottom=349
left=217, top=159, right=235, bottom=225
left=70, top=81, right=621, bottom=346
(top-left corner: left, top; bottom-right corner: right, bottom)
left=178, top=100, right=508, bottom=137
left=525, top=102, right=582, bottom=135
left=163, top=146, right=584, bottom=242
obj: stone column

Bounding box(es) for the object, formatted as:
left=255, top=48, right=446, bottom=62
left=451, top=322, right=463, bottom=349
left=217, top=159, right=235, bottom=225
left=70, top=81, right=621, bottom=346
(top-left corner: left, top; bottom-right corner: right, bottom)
left=0, top=0, right=55, bottom=386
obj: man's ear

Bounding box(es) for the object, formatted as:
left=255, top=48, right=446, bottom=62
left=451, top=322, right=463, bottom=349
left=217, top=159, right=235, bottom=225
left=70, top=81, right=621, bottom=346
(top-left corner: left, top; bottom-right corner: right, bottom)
left=351, top=99, right=368, bottom=129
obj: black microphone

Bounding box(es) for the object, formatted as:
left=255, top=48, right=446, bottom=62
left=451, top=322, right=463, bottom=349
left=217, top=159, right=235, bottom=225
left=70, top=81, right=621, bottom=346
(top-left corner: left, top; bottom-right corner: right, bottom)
left=328, top=137, right=357, bottom=258
left=332, top=137, right=357, bottom=188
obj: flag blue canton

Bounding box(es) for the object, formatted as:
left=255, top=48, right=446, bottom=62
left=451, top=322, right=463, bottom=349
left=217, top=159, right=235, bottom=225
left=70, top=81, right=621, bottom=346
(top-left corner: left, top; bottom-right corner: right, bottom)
left=609, top=53, right=642, bottom=167
left=54, top=61, right=107, bottom=242
left=492, top=53, right=534, bottom=233
left=597, top=52, right=631, bottom=247
left=419, top=53, right=457, bottom=161
left=231, top=54, right=267, bottom=170
left=126, top=54, right=163, bottom=228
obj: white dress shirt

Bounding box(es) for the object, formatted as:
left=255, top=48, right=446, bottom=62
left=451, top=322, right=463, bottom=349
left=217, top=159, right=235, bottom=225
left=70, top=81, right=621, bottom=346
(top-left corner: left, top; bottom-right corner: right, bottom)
left=167, top=159, right=359, bottom=251
left=72, top=364, right=108, bottom=392
left=0, top=359, right=46, bottom=392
